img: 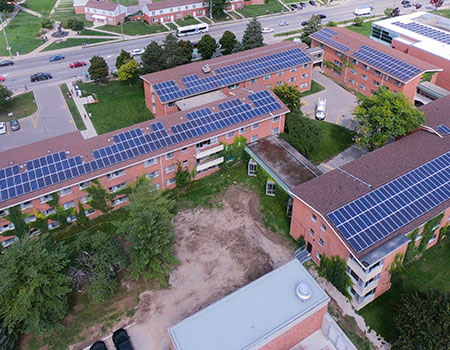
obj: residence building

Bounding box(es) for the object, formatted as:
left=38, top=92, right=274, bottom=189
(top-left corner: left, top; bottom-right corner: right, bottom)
left=142, top=0, right=208, bottom=24
left=73, top=0, right=89, bottom=14
left=288, top=95, right=450, bottom=309
left=141, top=41, right=313, bottom=117
left=169, top=259, right=356, bottom=350
left=370, top=12, right=450, bottom=91
left=309, top=27, right=441, bottom=102
left=84, top=0, right=127, bottom=25
left=0, top=87, right=288, bottom=237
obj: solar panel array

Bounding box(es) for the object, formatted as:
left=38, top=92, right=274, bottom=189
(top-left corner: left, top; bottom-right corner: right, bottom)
left=353, top=45, right=421, bottom=81
left=310, top=28, right=351, bottom=52
left=328, top=151, right=450, bottom=253
left=437, top=124, right=450, bottom=136
left=392, top=21, right=450, bottom=45
left=0, top=91, right=283, bottom=204
left=153, top=48, right=311, bottom=103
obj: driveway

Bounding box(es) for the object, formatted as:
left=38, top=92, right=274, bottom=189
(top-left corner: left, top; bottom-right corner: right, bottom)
left=0, top=85, right=77, bottom=152
left=302, top=69, right=357, bottom=129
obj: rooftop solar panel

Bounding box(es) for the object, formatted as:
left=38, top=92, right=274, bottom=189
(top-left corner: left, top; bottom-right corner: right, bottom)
left=437, top=124, right=450, bottom=136
left=392, top=21, right=450, bottom=45
left=352, top=45, right=421, bottom=82
left=310, top=28, right=351, bottom=52
left=327, top=152, right=450, bottom=253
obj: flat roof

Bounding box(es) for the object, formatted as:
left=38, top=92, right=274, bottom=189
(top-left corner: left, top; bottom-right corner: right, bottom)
left=169, top=260, right=329, bottom=350
left=246, top=135, right=321, bottom=191
left=373, top=12, right=450, bottom=61
left=419, top=81, right=450, bottom=98
left=0, top=87, right=289, bottom=209
left=175, top=90, right=227, bottom=111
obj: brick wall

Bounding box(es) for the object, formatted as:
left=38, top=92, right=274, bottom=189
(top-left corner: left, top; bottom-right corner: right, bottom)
left=143, top=7, right=208, bottom=24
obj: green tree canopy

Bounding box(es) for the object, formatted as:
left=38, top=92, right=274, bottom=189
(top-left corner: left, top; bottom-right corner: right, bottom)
left=301, top=15, right=322, bottom=46
left=141, top=41, right=165, bottom=74
left=117, top=179, right=176, bottom=282
left=40, top=16, right=53, bottom=29
left=0, top=0, right=14, bottom=12
left=273, top=83, right=302, bottom=114
left=177, top=40, right=194, bottom=63
left=353, top=86, right=425, bottom=151
left=0, top=85, right=12, bottom=111
left=0, top=236, right=71, bottom=334
left=163, top=33, right=185, bottom=69
left=115, top=49, right=132, bottom=70
left=0, top=319, right=18, bottom=350
left=197, top=34, right=218, bottom=60
left=241, top=17, right=264, bottom=50
left=393, top=291, right=450, bottom=350
left=118, top=59, right=139, bottom=86
left=219, top=30, right=238, bottom=55
left=206, top=0, right=231, bottom=17
left=319, top=255, right=352, bottom=298
left=88, top=55, right=109, bottom=82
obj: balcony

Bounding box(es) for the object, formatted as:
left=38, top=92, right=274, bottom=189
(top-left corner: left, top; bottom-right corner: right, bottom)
left=349, top=271, right=380, bottom=297
left=196, top=157, right=224, bottom=172
left=195, top=144, right=224, bottom=159
left=347, top=256, right=383, bottom=282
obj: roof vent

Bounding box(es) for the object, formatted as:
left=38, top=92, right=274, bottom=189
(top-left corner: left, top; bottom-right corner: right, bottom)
left=296, top=282, right=312, bottom=301
left=202, top=64, right=211, bottom=73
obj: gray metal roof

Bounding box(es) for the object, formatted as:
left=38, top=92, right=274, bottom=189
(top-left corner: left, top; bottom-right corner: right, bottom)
left=169, top=260, right=330, bottom=350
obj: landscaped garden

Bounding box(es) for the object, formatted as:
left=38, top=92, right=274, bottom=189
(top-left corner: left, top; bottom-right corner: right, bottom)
left=237, top=0, right=284, bottom=17
left=175, top=17, right=200, bottom=26
left=346, top=20, right=373, bottom=37
left=42, top=38, right=116, bottom=51
left=0, top=92, right=37, bottom=122
left=60, top=84, right=86, bottom=131
left=98, top=22, right=168, bottom=35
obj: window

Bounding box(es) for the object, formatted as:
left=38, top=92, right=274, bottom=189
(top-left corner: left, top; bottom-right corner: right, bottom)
left=265, top=84, right=271, bottom=88
left=239, top=127, right=246, bottom=134
left=349, top=78, right=355, bottom=84
left=249, top=78, right=257, bottom=84
left=300, top=82, right=308, bottom=89
left=43, top=208, right=56, bottom=217
left=363, top=64, right=370, bottom=71
left=352, top=59, right=358, bottom=65
left=167, top=178, right=176, bottom=185
left=210, top=136, right=218, bottom=144
left=386, top=75, right=392, bottom=82
left=266, top=181, right=276, bottom=196
left=182, top=147, right=188, bottom=154
left=166, top=164, right=175, bottom=173
left=373, top=80, right=380, bottom=86
left=361, top=74, right=368, bottom=81
left=228, top=83, right=239, bottom=90
left=303, top=63, right=309, bottom=69
left=289, top=77, right=296, bottom=83
left=334, top=60, right=342, bottom=67
left=360, top=83, right=366, bottom=90
left=374, top=70, right=382, bottom=77
left=146, top=170, right=159, bottom=179
left=107, top=169, right=125, bottom=180
left=272, top=127, right=279, bottom=134
left=312, top=214, right=317, bottom=222
left=273, top=116, right=280, bottom=122
left=309, top=228, right=315, bottom=237
left=263, top=74, right=272, bottom=80
left=276, top=81, right=283, bottom=86
left=251, top=135, right=258, bottom=142
left=40, top=194, right=52, bottom=203
left=25, top=215, right=36, bottom=224
left=319, top=238, right=324, bottom=247
left=145, top=157, right=158, bottom=167
left=302, top=73, right=309, bottom=78
left=321, top=224, right=326, bottom=232
left=79, top=181, right=90, bottom=190
left=251, top=123, right=259, bottom=130
left=168, top=101, right=175, bottom=107
left=395, top=80, right=402, bottom=87
left=350, top=68, right=356, bottom=75
left=81, top=195, right=92, bottom=204
left=248, top=160, right=257, bottom=176
left=371, top=89, right=377, bottom=95
left=316, top=251, right=322, bottom=260
left=63, top=201, right=75, bottom=210
left=155, top=183, right=161, bottom=190
left=277, top=71, right=284, bottom=76
left=109, top=182, right=126, bottom=193
left=226, top=131, right=234, bottom=139
left=48, top=222, right=60, bottom=230
left=183, top=160, right=188, bottom=167
left=0, top=209, right=9, bottom=217
left=177, top=13, right=181, bottom=19
left=335, top=50, right=343, bottom=57
left=165, top=152, right=174, bottom=160
left=59, top=188, right=72, bottom=196
left=112, top=196, right=128, bottom=206
left=290, top=67, right=298, bottom=72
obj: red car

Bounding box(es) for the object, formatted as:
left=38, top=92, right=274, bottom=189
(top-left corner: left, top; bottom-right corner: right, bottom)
left=0, top=76, right=4, bottom=82
left=70, top=61, right=87, bottom=68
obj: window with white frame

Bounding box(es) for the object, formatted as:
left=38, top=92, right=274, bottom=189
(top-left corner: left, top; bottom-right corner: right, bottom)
left=272, top=127, right=279, bottom=134
left=312, top=214, right=317, bottom=222
left=145, top=157, right=158, bottom=167
left=165, top=152, right=174, bottom=159
left=182, top=147, right=188, bottom=154
left=273, top=116, right=280, bottom=122
left=309, top=228, right=315, bottom=237
left=302, top=73, right=309, bottom=78
left=350, top=68, right=357, bottom=75
left=0, top=209, right=9, bottom=217
left=251, top=123, right=259, bottom=130
left=167, top=178, right=176, bottom=185
left=290, top=67, right=298, bottom=72
left=277, top=71, right=284, bottom=76
left=352, top=59, right=358, bottom=65
left=40, top=194, right=52, bottom=203
left=374, top=69, right=382, bottom=77
left=335, top=51, right=343, bottom=57
left=239, top=127, right=246, bottom=134
left=263, top=74, right=272, bottom=80
left=43, top=208, right=56, bottom=217
left=363, top=64, right=370, bottom=71
left=300, top=82, right=308, bottom=89
left=79, top=181, right=90, bottom=190
left=112, top=196, right=128, bottom=206
left=248, top=160, right=257, bottom=176
left=106, top=169, right=125, bottom=180
left=226, top=131, right=234, bottom=139
left=183, top=160, right=188, bottom=167
left=266, top=181, right=276, bottom=196
left=303, top=63, right=309, bottom=69
left=373, top=80, right=380, bottom=86
left=20, top=201, right=33, bottom=210
left=146, top=170, right=159, bottom=179
left=360, top=83, right=366, bottom=90
left=321, top=224, right=326, bottom=232
left=319, top=238, right=324, bottom=247
left=386, top=75, right=392, bottom=82
left=81, top=195, right=92, bottom=204
left=289, top=77, right=296, bottom=83
left=48, top=222, right=60, bottom=230
left=85, top=208, right=95, bottom=216
left=155, top=183, right=161, bottom=189
left=361, top=74, right=368, bottom=81
left=25, top=215, right=36, bottom=224
left=316, top=251, right=321, bottom=260
left=349, top=78, right=355, bottom=84
left=109, top=182, right=126, bottom=193
left=228, top=83, right=239, bottom=90
left=59, top=187, right=72, bottom=196
left=276, top=81, right=283, bottom=86
left=251, top=135, right=258, bottom=142
left=63, top=201, right=75, bottom=210
left=210, top=136, right=218, bottom=144
left=166, top=164, right=175, bottom=173
left=249, top=78, right=257, bottom=84
left=395, top=80, right=402, bottom=87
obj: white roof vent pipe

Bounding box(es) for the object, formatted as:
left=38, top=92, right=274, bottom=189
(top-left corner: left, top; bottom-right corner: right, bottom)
left=202, top=64, right=211, bottom=73
left=296, top=282, right=312, bottom=301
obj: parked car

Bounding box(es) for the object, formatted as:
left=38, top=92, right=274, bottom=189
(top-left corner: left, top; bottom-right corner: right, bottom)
left=49, top=54, right=64, bottom=62
left=261, top=27, right=274, bottom=33
left=90, top=341, right=107, bottom=350
left=0, top=60, right=13, bottom=67
left=112, top=329, right=134, bottom=350
left=130, top=49, right=145, bottom=56
left=279, top=21, right=289, bottom=26
left=299, top=1, right=307, bottom=7
left=70, top=61, right=87, bottom=68
left=0, top=75, right=4, bottom=82
left=30, top=72, right=52, bottom=82
left=301, top=20, right=309, bottom=26
left=290, top=3, right=298, bottom=8
left=10, top=119, right=20, bottom=131
left=309, top=0, right=317, bottom=6
left=0, top=122, right=6, bottom=135
left=315, top=98, right=326, bottom=120
left=318, top=13, right=327, bottom=19
left=403, top=1, right=412, bottom=7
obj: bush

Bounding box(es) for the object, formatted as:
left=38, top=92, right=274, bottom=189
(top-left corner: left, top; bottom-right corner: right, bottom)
left=40, top=16, right=53, bottom=29
left=353, top=16, right=364, bottom=27
left=319, top=255, right=352, bottom=298
left=327, top=21, right=338, bottom=27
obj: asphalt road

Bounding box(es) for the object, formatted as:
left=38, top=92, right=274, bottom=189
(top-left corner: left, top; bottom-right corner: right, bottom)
left=0, top=0, right=433, bottom=93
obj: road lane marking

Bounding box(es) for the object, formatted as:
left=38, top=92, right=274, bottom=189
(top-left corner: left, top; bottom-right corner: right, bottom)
left=346, top=119, right=353, bottom=128
left=325, top=112, right=328, bottom=121
left=336, top=113, right=341, bottom=125
left=31, top=113, right=39, bottom=128
left=301, top=98, right=309, bottom=106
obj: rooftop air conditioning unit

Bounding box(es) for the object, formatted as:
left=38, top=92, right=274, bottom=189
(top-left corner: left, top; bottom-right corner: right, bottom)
left=202, top=64, right=211, bottom=73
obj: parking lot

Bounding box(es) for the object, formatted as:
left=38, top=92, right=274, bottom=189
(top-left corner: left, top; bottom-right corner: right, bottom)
left=0, top=84, right=77, bottom=152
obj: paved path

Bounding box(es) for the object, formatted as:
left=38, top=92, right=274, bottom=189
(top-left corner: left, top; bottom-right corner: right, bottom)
left=18, top=4, right=41, bottom=17
left=318, top=143, right=368, bottom=173
left=67, top=81, right=98, bottom=138
left=0, top=4, right=20, bottom=32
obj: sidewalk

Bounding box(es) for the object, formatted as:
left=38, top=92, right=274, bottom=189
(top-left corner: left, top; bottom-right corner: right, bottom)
left=66, top=81, right=98, bottom=139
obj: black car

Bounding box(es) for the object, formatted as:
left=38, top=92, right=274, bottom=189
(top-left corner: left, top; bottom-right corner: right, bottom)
left=318, top=13, right=327, bottom=19
left=299, top=1, right=307, bottom=7
left=112, top=329, right=134, bottom=350
left=301, top=20, right=309, bottom=26
left=290, top=3, right=298, bottom=8
left=0, top=60, right=14, bottom=67
left=403, top=1, right=412, bottom=7
left=90, top=341, right=107, bottom=350
left=30, top=72, right=52, bottom=82
left=309, top=0, right=317, bottom=6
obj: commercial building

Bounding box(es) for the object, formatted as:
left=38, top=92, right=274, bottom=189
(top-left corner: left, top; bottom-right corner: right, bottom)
left=84, top=0, right=128, bottom=25
left=288, top=95, right=450, bottom=308
left=169, top=259, right=356, bottom=350
left=141, top=42, right=313, bottom=117
left=0, top=87, right=288, bottom=237
left=309, top=27, right=441, bottom=102
left=370, top=12, right=450, bottom=90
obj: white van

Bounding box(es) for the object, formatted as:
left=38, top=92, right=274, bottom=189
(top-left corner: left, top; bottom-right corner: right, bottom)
left=354, top=6, right=373, bottom=16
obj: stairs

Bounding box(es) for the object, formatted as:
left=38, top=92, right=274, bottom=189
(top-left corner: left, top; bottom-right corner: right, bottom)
left=294, top=246, right=312, bottom=264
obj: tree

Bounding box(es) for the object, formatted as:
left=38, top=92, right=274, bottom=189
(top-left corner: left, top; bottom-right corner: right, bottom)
left=273, top=83, right=302, bottom=114
left=353, top=16, right=363, bottom=27
left=88, top=56, right=109, bottom=82
left=0, top=236, right=71, bottom=334
left=232, top=41, right=244, bottom=53
left=68, top=18, right=84, bottom=31
left=5, top=206, right=28, bottom=238
left=177, top=40, right=194, bottom=63
left=241, top=17, right=264, bottom=50
left=141, top=41, right=165, bottom=74
left=0, top=85, right=12, bottom=111
left=432, top=0, right=444, bottom=10
left=319, top=255, right=352, bottom=298
left=393, top=291, right=450, bottom=350
left=84, top=179, right=114, bottom=214
left=197, top=34, right=218, bottom=60
left=219, top=30, right=238, bottom=55
left=0, top=319, right=18, bottom=350
left=353, top=86, right=425, bottom=151
left=117, top=179, right=176, bottom=282
left=40, top=16, right=53, bottom=29
left=115, top=49, right=132, bottom=70
left=0, top=0, right=14, bottom=12
left=301, top=15, right=322, bottom=46
left=76, top=202, right=89, bottom=229
left=163, top=33, right=185, bottom=69
left=118, top=59, right=139, bottom=86
left=206, top=0, right=230, bottom=17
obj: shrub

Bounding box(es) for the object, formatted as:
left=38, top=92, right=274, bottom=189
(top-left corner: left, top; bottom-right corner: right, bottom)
left=319, top=255, right=352, bottom=298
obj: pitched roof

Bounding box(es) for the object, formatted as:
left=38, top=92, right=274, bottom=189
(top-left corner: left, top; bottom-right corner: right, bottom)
left=144, top=0, right=206, bottom=12
left=85, top=0, right=119, bottom=11
left=290, top=95, right=450, bottom=258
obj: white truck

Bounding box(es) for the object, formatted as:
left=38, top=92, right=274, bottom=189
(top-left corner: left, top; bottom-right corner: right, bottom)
left=354, top=6, right=373, bottom=16
left=316, top=98, right=326, bottom=120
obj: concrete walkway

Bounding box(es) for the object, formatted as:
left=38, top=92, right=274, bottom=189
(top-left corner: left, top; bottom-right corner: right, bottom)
left=18, top=4, right=41, bottom=17
left=0, top=4, right=20, bottom=32
left=66, top=81, right=98, bottom=138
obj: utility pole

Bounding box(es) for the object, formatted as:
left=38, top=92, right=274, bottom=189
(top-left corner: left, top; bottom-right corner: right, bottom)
left=118, top=0, right=125, bottom=41
left=210, top=0, right=213, bottom=20
left=0, top=13, right=12, bottom=59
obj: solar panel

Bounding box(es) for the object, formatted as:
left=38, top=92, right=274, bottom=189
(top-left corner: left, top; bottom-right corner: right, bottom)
left=153, top=47, right=311, bottom=103
left=437, top=124, right=450, bottom=136
left=310, top=28, right=351, bottom=52
left=392, top=21, right=450, bottom=45
left=327, top=152, right=450, bottom=253
left=352, top=45, right=421, bottom=82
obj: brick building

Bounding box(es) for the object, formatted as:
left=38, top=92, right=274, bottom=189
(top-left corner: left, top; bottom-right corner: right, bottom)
left=370, top=12, right=450, bottom=91
left=84, top=0, right=128, bottom=25
left=142, top=0, right=208, bottom=24
left=310, top=27, right=441, bottom=102
left=169, top=259, right=356, bottom=350
left=288, top=95, right=450, bottom=308
left=73, top=0, right=89, bottom=14
left=0, top=87, right=288, bottom=237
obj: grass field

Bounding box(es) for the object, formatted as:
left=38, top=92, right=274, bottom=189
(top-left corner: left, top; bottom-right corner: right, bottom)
left=42, top=38, right=116, bottom=51
left=0, top=92, right=37, bottom=122
left=359, top=238, right=450, bottom=342
left=51, top=9, right=93, bottom=28
left=98, top=22, right=168, bottom=35
left=275, top=28, right=303, bottom=37
left=300, top=80, right=325, bottom=98
left=166, top=23, right=177, bottom=30
left=432, top=9, right=450, bottom=18
left=237, top=0, right=283, bottom=17
left=0, top=10, right=42, bottom=56
left=346, top=21, right=373, bottom=37
left=60, top=84, right=86, bottom=131
left=176, top=17, right=200, bottom=26
left=79, top=80, right=154, bottom=134
left=22, top=0, right=57, bottom=14
left=79, top=29, right=118, bottom=36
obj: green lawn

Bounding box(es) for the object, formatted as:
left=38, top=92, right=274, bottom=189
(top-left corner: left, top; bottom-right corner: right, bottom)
left=166, top=23, right=177, bottom=30
left=98, top=22, right=168, bottom=35
left=359, top=238, right=450, bottom=342
left=22, top=0, right=57, bottom=14
left=176, top=18, right=200, bottom=26
left=60, top=84, right=86, bottom=131
left=51, top=9, right=93, bottom=28
left=213, top=11, right=235, bottom=22
left=79, top=80, right=154, bottom=134
left=300, top=80, right=326, bottom=98
left=42, top=38, right=116, bottom=51
left=275, top=28, right=303, bottom=37
left=0, top=10, right=42, bottom=56
left=432, top=9, right=450, bottom=18
left=0, top=92, right=37, bottom=122
left=79, top=29, right=118, bottom=36
left=346, top=21, right=373, bottom=37
left=237, top=0, right=283, bottom=17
